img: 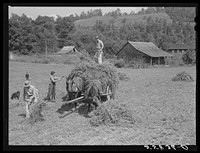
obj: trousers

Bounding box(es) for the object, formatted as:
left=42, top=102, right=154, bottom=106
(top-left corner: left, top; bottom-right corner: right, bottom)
left=95, top=50, right=103, bottom=64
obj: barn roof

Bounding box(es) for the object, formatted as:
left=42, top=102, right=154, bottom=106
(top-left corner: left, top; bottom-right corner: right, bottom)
left=55, top=46, right=77, bottom=54
left=118, top=41, right=173, bottom=57
left=168, top=44, right=195, bottom=50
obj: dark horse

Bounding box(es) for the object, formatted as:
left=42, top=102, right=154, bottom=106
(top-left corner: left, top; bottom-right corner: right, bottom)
left=63, top=77, right=103, bottom=113
left=63, top=77, right=83, bottom=111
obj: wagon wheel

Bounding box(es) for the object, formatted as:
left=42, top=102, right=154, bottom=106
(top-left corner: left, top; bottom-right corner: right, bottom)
left=106, top=85, right=112, bottom=101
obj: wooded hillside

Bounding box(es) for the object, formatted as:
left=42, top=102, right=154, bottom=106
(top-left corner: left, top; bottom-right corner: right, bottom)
left=9, top=7, right=196, bottom=58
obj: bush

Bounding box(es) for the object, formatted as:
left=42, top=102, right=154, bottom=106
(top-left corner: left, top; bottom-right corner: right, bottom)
left=114, top=59, right=125, bottom=68
left=127, top=59, right=148, bottom=69
left=167, top=53, right=185, bottom=66
left=182, top=49, right=196, bottom=65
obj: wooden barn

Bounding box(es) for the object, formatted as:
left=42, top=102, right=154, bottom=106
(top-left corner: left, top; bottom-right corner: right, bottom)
left=55, top=46, right=78, bottom=55
left=167, top=44, right=195, bottom=54
left=116, top=41, right=173, bottom=65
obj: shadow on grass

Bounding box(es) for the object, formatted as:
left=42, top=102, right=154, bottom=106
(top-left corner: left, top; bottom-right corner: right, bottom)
left=56, top=96, right=108, bottom=119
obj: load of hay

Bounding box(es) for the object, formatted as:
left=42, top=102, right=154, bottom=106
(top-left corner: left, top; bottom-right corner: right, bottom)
left=27, top=102, right=47, bottom=124
left=172, top=71, right=194, bottom=82
left=89, top=101, right=141, bottom=127
left=66, top=61, right=119, bottom=98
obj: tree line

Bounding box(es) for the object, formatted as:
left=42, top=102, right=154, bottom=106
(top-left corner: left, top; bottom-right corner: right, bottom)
left=9, top=7, right=196, bottom=58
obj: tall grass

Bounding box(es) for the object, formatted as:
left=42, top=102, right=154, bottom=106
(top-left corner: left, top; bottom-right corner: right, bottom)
left=10, top=53, right=82, bottom=65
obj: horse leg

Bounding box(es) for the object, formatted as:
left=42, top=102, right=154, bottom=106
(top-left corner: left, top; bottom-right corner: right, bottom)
left=94, top=96, right=101, bottom=109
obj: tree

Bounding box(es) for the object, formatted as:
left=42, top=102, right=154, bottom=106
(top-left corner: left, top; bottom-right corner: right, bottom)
left=182, top=49, right=196, bottom=64
left=55, top=16, right=75, bottom=48
left=33, top=15, right=58, bottom=55
left=80, top=11, right=87, bottom=19
left=9, top=13, right=35, bottom=54
left=145, top=7, right=156, bottom=14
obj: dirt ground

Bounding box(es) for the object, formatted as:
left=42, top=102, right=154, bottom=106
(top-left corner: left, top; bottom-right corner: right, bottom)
left=8, top=61, right=196, bottom=145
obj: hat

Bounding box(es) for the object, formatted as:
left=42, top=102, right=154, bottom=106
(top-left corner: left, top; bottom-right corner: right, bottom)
left=95, top=36, right=99, bottom=39
left=24, top=81, right=30, bottom=87
left=51, top=71, right=55, bottom=75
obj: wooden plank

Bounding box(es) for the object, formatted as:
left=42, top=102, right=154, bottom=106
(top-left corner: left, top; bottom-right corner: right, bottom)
left=101, top=93, right=112, bottom=96
left=63, top=96, right=85, bottom=104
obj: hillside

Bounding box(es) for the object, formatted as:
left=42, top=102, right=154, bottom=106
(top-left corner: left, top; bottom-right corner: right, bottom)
left=74, top=13, right=173, bottom=28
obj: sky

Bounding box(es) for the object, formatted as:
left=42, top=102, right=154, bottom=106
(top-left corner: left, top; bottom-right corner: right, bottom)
left=8, top=6, right=148, bottom=19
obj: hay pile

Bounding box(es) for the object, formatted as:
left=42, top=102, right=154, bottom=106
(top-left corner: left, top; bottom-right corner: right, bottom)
left=172, top=71, right=194, bottom=82
left=27, top=102, right=47, bottom=124
left=66, top=61, right=119, bottom=97
left=89, top=101, right=141, bottom=127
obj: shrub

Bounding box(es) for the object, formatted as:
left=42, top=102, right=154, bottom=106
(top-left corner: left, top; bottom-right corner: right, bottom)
left=167, top=53, right=185, bottom=66
left=182, top=49, right=196, bottom=65
left=114, top=59, right=125, bottom=68
left=127, top=59, right=147, bottom=69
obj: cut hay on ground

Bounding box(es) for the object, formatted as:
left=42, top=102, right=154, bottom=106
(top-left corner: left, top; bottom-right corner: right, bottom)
left=172, top=71, right=194, bottom=82
left=89, top=101, right=141, bottom=127
left=66, top=61, right=119, bottom=97
left=27, top=102, right=47, bottom=124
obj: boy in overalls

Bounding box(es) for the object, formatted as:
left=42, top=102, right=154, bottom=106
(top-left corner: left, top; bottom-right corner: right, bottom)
left=45, top=71, right=64, bottom=102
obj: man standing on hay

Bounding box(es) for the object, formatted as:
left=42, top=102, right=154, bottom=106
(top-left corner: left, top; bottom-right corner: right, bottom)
left=94, top=36, right=104, bottom=64
left=23, top=81, right=39, bottom=119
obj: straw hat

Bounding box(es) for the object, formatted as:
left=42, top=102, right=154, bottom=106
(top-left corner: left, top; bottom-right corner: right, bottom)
left=24, top=81, right=30, bottom=87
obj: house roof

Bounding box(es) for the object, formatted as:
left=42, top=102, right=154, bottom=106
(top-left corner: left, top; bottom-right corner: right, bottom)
left=168, top=44, right=195, bottom=50
left=118, top=41, right=173, bottom=57
left=55, top=46, right=76, bottom=54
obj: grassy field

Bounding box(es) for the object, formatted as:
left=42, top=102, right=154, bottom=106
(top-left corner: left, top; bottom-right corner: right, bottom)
left=8, top=61, right=196, bottom=145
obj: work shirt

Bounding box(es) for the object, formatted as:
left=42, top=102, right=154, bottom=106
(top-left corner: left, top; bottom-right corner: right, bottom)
left=24, top=85, right=39, bottom=103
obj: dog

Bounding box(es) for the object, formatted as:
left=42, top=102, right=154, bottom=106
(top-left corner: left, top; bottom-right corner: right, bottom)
left=11, top=91, right=20, bottom=100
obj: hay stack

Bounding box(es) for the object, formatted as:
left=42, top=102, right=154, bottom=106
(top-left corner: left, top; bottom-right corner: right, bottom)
left=27, top=102, right=47, bottom=124
left=172, top=71, right=194, bottom=82
left=66, top=61, right=119, bottom=98
left=89, top=101, right=141, bottom=127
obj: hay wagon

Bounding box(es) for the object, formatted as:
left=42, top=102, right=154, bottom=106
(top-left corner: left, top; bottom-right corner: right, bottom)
left=63, top=84, right=112, bottom=105
left=62, top=61, right=119, bottom=112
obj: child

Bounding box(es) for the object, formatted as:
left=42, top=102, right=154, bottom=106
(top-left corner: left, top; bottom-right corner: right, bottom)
left=23, top=81, right=39, bottom=118
left=45, top=71, right=64, bottom=102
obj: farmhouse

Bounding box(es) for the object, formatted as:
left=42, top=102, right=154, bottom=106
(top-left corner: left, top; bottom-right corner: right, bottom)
left=55, top=46, right=78, bottom=55
left=117, top=41, right=173, bottom=65
left=167, top=44, right=195, bottom=54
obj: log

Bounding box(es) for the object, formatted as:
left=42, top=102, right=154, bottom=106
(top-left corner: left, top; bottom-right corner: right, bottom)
left=63, top=96, right=85, bottom=104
